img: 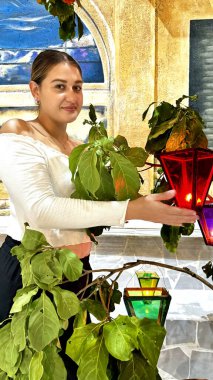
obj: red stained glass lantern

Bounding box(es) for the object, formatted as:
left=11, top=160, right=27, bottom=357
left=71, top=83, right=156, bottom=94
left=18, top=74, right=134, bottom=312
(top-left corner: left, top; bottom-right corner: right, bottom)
left=123, top=287, right=171, bottom=326
left=198, top=204, right=213, bottom=246
left=158, top=148, right=213, bottom=210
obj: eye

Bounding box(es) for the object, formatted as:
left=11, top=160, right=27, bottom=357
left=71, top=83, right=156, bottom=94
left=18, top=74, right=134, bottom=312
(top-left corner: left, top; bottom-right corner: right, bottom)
left=55, top=84, right=65, bottom=90
left=73, top=85, right=82, bottom=92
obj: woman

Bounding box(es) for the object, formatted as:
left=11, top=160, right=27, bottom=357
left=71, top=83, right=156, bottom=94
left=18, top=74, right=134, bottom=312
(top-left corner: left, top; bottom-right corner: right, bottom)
left=0, top=50, right=198, bottom=378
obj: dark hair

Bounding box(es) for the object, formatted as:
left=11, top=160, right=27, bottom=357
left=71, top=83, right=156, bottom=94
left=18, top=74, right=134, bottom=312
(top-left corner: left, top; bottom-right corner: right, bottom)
left=31, top=49, right=82, bottom=84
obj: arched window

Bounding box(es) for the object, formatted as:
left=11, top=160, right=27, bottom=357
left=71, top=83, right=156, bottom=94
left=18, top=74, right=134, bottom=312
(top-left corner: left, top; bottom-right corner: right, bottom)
left=0, top=0, right=111, bottom=141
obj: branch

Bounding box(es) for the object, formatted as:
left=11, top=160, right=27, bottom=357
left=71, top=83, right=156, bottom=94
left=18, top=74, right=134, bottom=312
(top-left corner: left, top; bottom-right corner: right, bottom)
left=138, top=161, right=161, bottom=172
left=76, top=259, right=213, bottom=296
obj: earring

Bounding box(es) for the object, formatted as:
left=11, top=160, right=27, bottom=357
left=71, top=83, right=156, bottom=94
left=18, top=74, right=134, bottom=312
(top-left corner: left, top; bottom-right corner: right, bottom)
left=35, top=98, right=40, bottom=105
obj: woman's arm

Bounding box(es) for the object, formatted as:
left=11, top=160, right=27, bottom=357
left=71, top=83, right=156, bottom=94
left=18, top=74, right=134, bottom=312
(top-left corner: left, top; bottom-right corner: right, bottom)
left=0, top=134, right=198, bottom=230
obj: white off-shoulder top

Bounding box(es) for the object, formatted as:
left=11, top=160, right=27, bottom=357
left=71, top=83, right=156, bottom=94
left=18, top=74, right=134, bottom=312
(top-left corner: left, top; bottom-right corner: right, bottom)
left=0, top=133, right=129, bottom=246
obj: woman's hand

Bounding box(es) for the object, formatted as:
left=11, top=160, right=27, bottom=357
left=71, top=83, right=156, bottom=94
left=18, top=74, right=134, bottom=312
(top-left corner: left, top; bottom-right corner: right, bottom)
left=125, top=190, right=199, bottom=226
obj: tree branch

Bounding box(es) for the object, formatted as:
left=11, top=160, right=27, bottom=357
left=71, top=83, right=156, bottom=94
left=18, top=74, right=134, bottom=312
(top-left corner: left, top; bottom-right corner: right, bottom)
left=76, top=259, right=213, bottom=296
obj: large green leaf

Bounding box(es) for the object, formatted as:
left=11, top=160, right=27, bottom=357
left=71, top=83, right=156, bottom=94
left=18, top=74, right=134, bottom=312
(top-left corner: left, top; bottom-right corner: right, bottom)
left=124, top=147, right=148, bottom=167
left=14, top=373, right=28, bottom=380
left=77, top=13, right=84, bottom=40
left=83, top=299, right=107, bottom=321
left=114, top=135, right=129, bottom=150
left=137, top=330, right=161, bottom=368
left=10, top=285, right=38, bottom=313
left=161, top=224, right=181, bottom=253
left=21, top=229, right=48, bottom=251
left=109, top=152, right=140, bottom=200
left=73, top=304, right=88, bottom=329
left=58, top=248, right=83, bottom=282
left=19, top=255, right=34, bottom=287
left=78, top=149, right=100, bottom=196
left=31, top=251, right=62, bottom=289
left=51, top=287, right=80, bottom=320
left=147, top=116, right=178, bottom=141
left=145, top=130, right=171, bottom=154
left=0, top=323, right=20, bottom=376
left=19, top=346, right=32, bottom=375
left=95, top=164, right=115, bottom=201
left=69, top=143, right=89, bottom=180
left=77, top=335, right=109, bottom=380
left=0, top=372, right=8, bottom=380
left=11, top=306, right=29, bottom=352
left=118, top=351, right=157, bottom=380
left=89, top=104, right=97, bottom=123
left=66, top=323, right=100, bottom=364
left=28, top=293, right=60, bottom=351
left=29, top=352, right=43, bottom=380
left=147, top=101, right=175, bottom=128
left=88, top=124, right=108, bottom=143
left=10, top=244, right=28, bottom=261
left=180, top=223, right=194, bottom=236
left=103, top=315, right=138, bottom=361
left=41, top=345, right=67, bottom=380
left=134, top=318, right=166, bottom=353
left=70, top=172, right=93, bottom=200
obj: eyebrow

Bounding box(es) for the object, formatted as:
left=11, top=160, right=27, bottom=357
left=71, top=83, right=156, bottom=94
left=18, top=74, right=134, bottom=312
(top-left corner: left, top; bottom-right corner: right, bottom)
left=51, top=79, right=84, bottom=84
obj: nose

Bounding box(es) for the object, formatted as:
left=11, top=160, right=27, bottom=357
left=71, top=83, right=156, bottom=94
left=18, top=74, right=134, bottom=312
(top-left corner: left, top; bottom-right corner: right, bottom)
left=65, top=87, right=76, bottom=102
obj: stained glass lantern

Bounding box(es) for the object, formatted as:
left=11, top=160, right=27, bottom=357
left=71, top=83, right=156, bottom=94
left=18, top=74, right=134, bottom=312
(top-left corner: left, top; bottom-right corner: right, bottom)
left=157, top=148, right=213, bottom=210
left=123, top=287, right=171, bottom=326
left=198, top=204, right=213, bottom=246
left=136, top=271, right=160, bottom=296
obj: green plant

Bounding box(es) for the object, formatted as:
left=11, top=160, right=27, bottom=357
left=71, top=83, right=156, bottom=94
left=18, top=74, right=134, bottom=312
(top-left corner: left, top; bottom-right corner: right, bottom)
left=69, top=104, right=148, bottom=242
left=37, top=0, right=83, bottom=41
left=0, top=227, right=165, bottom=379
left=69, top=99, right=208, bottom=253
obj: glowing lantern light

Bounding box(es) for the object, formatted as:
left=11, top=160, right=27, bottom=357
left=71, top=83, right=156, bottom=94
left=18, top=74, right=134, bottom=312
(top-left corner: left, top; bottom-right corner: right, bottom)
left=198, top=204, right=213, bottom=246
left=157, top=148, right=213, bottom=210
left=123, top=287, right=171, bottom=326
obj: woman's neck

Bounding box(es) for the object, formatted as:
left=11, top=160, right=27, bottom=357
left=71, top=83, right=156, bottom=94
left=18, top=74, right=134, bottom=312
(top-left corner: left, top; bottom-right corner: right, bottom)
left=35, top=115, right=67, bottom=140
left=31, top=116, right=71, bottom=153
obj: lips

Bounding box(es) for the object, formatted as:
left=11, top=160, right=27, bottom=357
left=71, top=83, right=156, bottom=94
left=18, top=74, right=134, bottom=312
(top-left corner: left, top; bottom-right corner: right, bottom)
left=62, top=107, right=77, bottom=112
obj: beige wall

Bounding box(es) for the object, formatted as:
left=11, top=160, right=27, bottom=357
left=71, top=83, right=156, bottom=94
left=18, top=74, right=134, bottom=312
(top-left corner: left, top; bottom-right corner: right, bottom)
left=154, top=0, right=213, bottom=102
left=86, top=0, right=213, bottom=193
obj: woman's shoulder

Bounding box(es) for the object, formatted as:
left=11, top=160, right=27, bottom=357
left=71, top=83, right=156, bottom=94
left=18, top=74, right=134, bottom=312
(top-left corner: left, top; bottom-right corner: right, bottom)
left=0, top=119, right=31, bottom=135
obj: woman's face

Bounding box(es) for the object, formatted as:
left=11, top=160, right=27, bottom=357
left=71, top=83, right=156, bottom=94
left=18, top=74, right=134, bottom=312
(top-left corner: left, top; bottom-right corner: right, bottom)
left=33, top=62, right=83, bottom=125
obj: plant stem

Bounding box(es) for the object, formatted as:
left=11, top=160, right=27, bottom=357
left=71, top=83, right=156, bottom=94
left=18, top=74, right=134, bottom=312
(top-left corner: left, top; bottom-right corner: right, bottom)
left=139, top=162, right=161, bottom=172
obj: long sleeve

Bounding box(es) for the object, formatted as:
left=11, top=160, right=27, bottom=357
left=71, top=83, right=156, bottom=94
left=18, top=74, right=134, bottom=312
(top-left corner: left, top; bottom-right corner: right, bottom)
left=0, top=133, right=129, bottom=231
